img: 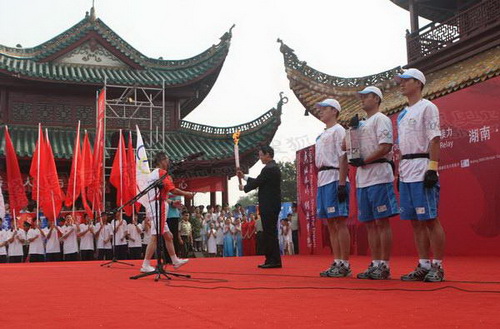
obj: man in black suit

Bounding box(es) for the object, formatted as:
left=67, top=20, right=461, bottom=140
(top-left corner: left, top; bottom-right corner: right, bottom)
left=237, top=145, right=282, bottom=268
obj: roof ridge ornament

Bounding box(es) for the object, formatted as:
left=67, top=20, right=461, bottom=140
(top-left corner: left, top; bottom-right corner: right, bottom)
left=221, top=24, right=236, bottom=41
left=90, top=0, right=97, bottom=22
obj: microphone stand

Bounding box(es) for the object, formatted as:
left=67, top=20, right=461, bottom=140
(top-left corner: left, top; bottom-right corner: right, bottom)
left=129, top=172, right=191, bottom=281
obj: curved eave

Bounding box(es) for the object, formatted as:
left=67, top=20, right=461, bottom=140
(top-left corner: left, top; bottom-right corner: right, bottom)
left=280, top=41, right=500, bottom=123
left=0, top=42, right=228, bottom=88
left=0, top=17, right=233, bottom=70
left=278, top=39, right=401, bottom=122
left=389, top=0, right=481, bottom=22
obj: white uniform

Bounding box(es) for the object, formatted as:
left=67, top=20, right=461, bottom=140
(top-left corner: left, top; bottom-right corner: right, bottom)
left=398, top=99, right=441, bottom=182
left=95, top=223, right=112, bottom=250
left=43, top=227, right=61, bottom=253
left=27, top=228, right=44, bottom=255
left=111, top=220, right=127, bottom=246
left=356, top=112, right=394, bottom=188
left=8, top=229, right=25, bottom=257
left=78, top=224, right=94, bottom=251
left=315, top=124, right=347, bottom=186
left=61, top=224, right=78, bottom=254
left=127, top=223, right=143, bottom=248
left=207, top=228, right=217, bottom=254
left=0, top=230, right=8, bottom=256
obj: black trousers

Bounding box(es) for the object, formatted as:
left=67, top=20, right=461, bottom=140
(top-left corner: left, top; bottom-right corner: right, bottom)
left=9, top=255, right=23, bottom=263
left=98, top=249, right=112, bottom=260
left=114, top=245, right=128, bottom=260
left=29, top=254, right=45, bottom=262
left=256, top=231, right=264, bottom=255
left=81, top=250, right=95, bottom=261
left=46, top=252, right=61, bottom=262
left=292, top=230, right=299, bottom=254
left=261, top=209, right=281, bottom=265
left=129, top=247, right=142, bottom=260
left=0, top=255, right=7, bottom=263
left=64, top=252, right=78, bottom=261
left=167, top=217, right=180, bottom=254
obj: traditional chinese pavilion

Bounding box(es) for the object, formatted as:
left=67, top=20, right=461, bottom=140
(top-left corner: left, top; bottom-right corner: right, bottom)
left=281, top=0, right=500, bottom=256
left=0, top=8, right=284, bottom=206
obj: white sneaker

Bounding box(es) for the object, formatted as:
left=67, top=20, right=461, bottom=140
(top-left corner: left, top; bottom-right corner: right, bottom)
left=173, top=258, right=189, bottom=269
left=140, top=264, right=155, bottom=273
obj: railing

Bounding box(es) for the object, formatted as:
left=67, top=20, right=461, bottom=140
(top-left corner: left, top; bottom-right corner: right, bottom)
left=180, top=109, right=276, bottom=135
left=406, top=0, right=500, bottom=63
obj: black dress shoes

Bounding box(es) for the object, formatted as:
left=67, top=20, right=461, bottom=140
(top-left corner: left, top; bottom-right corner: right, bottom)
left=259, top=263, right=282, bottom=269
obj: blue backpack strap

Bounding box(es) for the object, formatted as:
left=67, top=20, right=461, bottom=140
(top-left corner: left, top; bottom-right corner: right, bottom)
left=396, top=107, right=408, bottom=144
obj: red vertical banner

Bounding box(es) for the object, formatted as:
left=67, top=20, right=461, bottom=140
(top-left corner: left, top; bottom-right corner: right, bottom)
left=88, top=89, right=106, bottom=214
left=296, top=145, right=320, bottom=254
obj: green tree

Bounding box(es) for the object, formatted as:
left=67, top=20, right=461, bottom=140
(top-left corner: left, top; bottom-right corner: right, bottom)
left=236, top=191, right=258, bottom=207
left=278, top=161, right=297, bottom=202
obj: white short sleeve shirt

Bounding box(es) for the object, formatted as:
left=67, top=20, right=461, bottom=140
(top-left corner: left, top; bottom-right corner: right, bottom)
left=62, top=224, right=78, bottom=254
left=112, top=220, right=128, bottom=246
left=42, top=227, right=61, bottom=253
left=356, top=112, right=395, bottom=188
left=398, top=99, right=441, bottom=182
left=315, top=124, right=347, bottom=187
left=79, top=224, right=94, bottom=251
left=0, top=230, right=7, bottom=255
left=27, top=228, right=45, bottom=255
left=8, top=229, right=25, bottom=256
left=127, top=223, right=143, bottom=248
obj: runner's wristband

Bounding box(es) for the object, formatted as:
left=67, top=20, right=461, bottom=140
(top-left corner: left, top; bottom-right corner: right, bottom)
left=428, top=161, right=439, bottom=171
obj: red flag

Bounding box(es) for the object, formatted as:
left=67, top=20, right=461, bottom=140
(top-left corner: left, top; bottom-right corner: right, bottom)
left=65, top=122, right=82, bottom=208
left=80, top=131, right=94, bottom=217
left=29, top=124, right=46, bottom=205
left=110, top=130, right=131, bottom=213
left=4, top=126, right=28, bottom=216
left=88, top=89, right=106, bottom=214
left=127, top=131, right=140, bottom=213
left=42, top=130, right=65, bottom=221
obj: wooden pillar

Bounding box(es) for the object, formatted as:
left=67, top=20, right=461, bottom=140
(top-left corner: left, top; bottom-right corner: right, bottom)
left=409, top=0, right=420, bottom=33
left=222, top=176, right=229, bottom=206
left=210, top=192, right=216, bottom=207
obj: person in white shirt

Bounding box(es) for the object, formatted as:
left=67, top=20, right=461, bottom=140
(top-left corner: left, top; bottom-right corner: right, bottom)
left=395, top=68, right=445, bottom=282
left=78, top=214, right=95, bottom=261
left=347, top=86, right=398, bottom=280
left=215, top=216, right=224, bottom=257
left=290, top=204, right=299, bottom=254
left=111, top=212, right=128, bottom=260
left=126, top=216, right=143, bottom=259
left=315, top=98, right=351, bottom=278
left=61, top=214, right=79, bottom=261
left=27, top=221, right=45, bottom=262
left=206, top=222, right=217, bottom=257
left=95, top=215, right=113, bottom=260
left=283, top=217, right=294, bottom=255
left=42, top=219, right=62, bottom=262
left=7, top=224, right=26, bottom=263
left=0, top=218, right=8, bottom=263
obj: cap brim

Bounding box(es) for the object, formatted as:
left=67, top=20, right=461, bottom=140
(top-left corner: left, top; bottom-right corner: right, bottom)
left=394, top=74, right=413, bottom=83
left=316, top=102, right=332, bottom=107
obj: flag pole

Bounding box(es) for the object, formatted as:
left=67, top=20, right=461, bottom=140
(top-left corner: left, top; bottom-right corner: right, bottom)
left=36, top=123, right=42, bottom=225
left=119, top=129, right=123, bottom=220
left=72, top=121, right=81, bottom=220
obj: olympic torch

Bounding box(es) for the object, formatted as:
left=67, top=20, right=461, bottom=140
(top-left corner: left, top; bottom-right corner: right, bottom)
left=232, top=130, right=242, bottom=185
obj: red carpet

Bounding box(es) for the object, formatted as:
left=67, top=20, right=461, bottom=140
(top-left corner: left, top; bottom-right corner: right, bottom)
left=2, top=255, right=500, bottom=328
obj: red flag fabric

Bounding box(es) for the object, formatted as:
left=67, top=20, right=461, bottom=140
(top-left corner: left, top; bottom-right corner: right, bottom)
left=4, top=126, right=28, bottom=216
left=127, top=131, right=140, bottom=214
left=80, top=131, right=94, bottom=217
left=64, top=123, right=82, bottom=208
left=88, top=89, right=106, bottom=214
left=42, top=130, right=65, bottom=221
left=29, top=124, right=46, bottom=204
left=110, top=130, right=131, bottom=212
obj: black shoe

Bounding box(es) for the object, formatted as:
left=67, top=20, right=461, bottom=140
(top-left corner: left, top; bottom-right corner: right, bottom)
left=259, top=263, right=282, bottom=269
left=257, top=263, right=268, bottom=268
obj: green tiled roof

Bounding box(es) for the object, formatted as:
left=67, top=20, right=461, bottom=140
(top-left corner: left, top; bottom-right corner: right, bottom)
left=0, top=95, right=285, bottom=166
left=0, top=15, right=232, bottom=87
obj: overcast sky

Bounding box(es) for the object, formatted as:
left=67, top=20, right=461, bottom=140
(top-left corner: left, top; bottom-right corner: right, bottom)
left=0, top=0, right=427, bottom=205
